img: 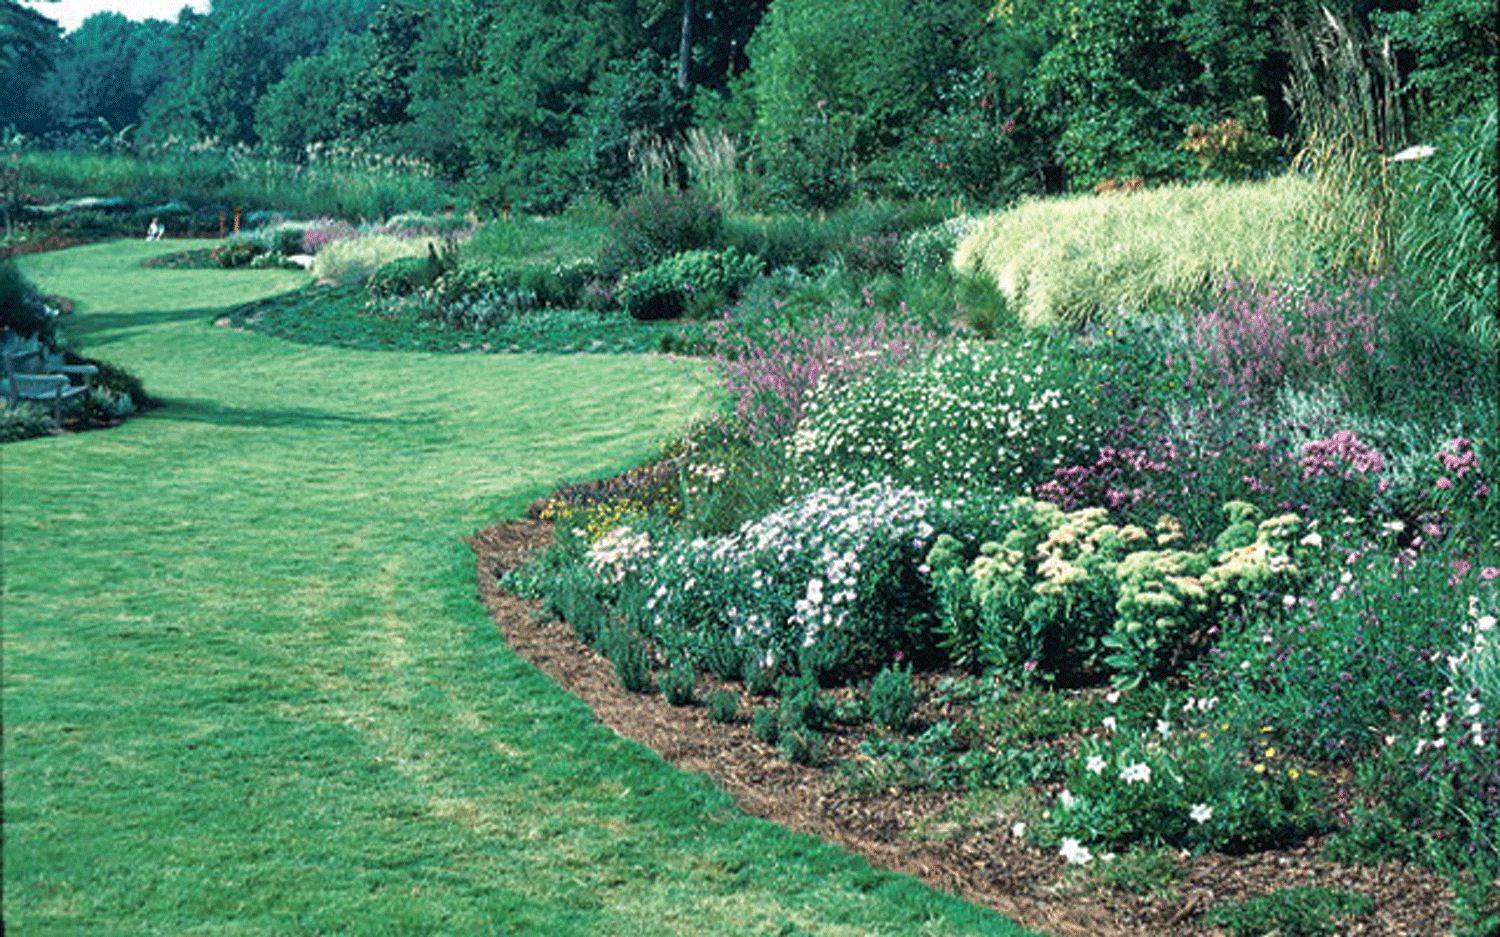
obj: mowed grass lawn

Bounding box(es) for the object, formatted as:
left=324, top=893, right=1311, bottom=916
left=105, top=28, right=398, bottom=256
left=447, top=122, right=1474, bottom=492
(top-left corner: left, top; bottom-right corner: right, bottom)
left=3, top=241, right=1032, bottom=937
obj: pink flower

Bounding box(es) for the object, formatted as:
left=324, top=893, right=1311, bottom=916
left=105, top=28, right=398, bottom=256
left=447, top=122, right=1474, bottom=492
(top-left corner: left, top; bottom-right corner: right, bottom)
left=1480, top=567, right=1500, bottom=581
left=1435, top=477, right=1454, bottom=491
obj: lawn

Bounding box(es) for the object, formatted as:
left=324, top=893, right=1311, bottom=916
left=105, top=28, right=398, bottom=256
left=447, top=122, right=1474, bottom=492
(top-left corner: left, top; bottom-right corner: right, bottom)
left=2, top=241, right=1033, bottom=936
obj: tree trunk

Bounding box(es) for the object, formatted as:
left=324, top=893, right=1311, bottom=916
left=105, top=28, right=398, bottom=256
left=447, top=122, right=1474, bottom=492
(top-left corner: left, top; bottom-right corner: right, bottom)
left=677, top=0, right=694, bottom=90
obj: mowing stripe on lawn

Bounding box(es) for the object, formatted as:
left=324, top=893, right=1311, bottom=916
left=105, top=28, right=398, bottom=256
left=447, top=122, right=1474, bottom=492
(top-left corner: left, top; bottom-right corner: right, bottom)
left=3, top=241, right=1036, bottom=936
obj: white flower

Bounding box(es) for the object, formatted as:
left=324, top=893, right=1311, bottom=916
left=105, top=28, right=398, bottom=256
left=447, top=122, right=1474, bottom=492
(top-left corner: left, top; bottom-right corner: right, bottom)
left=1388, top=143, right=1436, bottom=163
left=1058, top=789, right=1077, bottom=809
left=1156, top=719, right=1172, bottom=738
left=1105, top=690, right=1122, bottom=704
left=1120, top=762, right=1152, bottom=784
left=1300, top=532, right=1323, bottom=547
left=1102, top=716, right=1117, bottom=732
left=1190, top=803, right=1213, bottom=824
left=1011, top=821, right=1027, bottom=839
left=1086, top=755, right=1107, bottom=774
left=1059, top=838, right=1093, bottom=865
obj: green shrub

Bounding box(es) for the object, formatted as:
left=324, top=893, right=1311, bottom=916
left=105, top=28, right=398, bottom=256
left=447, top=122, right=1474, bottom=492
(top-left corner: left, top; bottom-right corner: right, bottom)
left=599, top=620, right=654, bottom=694
left=952, top=176, right=1326, bottom=327
left=616, top=248, right=763, bottom=320
left=1, top=260, right=57, bottom=342
left=751, top=705, right=779, bottom=744
left=211, top=240, right=265, bottom=269
left=926, top=498, right=1306, bottom=686
left=369, top=253, right=444, bottom=298
left=706, top=690, right=740, bottom=724
left=0, top=403, right=59, bottom=443
left=597, top=188, right=723, bottom=276
left=660, top=657, right=696, bottom=706
left=1208, top=887, right=1375, bottom=937
left=865, top=664, right=916, bottom=732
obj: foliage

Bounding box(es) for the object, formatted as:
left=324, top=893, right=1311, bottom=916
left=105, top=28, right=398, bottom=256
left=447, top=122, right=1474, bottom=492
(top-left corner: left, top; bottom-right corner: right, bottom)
left=1387, top=101, right=1498, bottom=347
left=706, top=689, right=739, bottom=723
left=748, top=0, right=978, bottom=205
left=926, top=498, right=1305, bottom=687
left=865, top=663, right=916, bottom=733
left=597, top=186, right=722, bottom=276
left=953, top=175, right=1327, bottom=327
left=0, top=402, right=59, bottom=443
left=1, top=259, right=56, bottom=342
left=785, top=338, right=1107, bottom=493
left=570, top=50, right=693, bottom=204
left=1373, top=0, right=1499, bottom=135
left=1282, top=7, right=1406, bottom=272
left=312, top=233, right=431, bottom=285
left=1207, top=887, right=1376, bottom=937
left=616, top=247, right=762, bottom=320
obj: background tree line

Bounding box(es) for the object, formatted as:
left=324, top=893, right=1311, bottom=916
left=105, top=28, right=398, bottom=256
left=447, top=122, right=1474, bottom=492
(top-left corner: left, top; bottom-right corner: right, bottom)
left=3, top=0, right=1493, bottom=212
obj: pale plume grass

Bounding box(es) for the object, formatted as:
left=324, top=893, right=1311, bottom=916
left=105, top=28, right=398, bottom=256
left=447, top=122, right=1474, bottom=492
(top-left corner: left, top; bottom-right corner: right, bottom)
left=1282, top=8, right=1406, bottom=271
left=952, top=176, right=1325, bottom=328
left=683, top=127, right=741, bottom=212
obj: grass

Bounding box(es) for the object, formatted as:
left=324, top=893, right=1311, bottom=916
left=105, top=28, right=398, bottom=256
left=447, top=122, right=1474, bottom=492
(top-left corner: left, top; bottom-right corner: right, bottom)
left=952, top=174, right=1330, bottom=327
left=2, top=240, right=1033, bottom=936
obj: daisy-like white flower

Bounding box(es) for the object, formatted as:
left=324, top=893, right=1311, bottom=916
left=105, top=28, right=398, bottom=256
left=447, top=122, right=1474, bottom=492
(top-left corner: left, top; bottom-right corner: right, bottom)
left=1058, top=789, right=1077, bottom=809
left=1011, top=821, right=1027, bottom=839
left=1059, top=838, right=1093, bottom=865
left=1102, top=716, right=1118, bottom=732
left=1190, top=803, right=1213, bottom=824
left=1120, top=762, right=1152, bottom=784
left=1085, top=754, right=1107, bottom=774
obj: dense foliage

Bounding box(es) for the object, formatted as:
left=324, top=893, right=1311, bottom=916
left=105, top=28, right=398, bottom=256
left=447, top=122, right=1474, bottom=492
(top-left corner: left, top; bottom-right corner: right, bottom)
left=6, top=0, right=1494, bottom=213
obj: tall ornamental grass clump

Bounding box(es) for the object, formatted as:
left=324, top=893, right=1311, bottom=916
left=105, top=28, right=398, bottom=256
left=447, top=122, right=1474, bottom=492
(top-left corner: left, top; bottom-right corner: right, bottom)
left=952, top=176, right=1326, bottom=328
left=1388, top=102, right=1498, bottom=347
left=313, top=234, right=436, bottom=285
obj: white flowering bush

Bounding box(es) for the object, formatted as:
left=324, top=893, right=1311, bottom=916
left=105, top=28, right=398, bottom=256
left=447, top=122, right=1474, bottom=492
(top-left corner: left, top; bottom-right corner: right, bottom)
left=785, top=339, right=1105, bottom=494
left=631, top=481, right=969, bottom=680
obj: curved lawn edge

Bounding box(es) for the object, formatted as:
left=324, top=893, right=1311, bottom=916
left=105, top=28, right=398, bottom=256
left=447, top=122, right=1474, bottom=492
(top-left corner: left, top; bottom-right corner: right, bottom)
left=3, top=240, right=1039, bottom=937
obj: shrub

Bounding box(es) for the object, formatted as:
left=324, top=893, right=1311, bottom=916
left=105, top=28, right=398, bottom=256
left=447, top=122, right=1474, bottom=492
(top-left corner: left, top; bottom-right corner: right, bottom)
left=927, top=498, right=1306, bottom=686
left=616, top=248, right=763, bottom=321
left=597, top=188, right=723, bottom=276
left=660, top=657, right=696, bottom=706
left=706, top=690, right=740, bottom=723
left=211, top=240, right=265, bottom=269
left=1207, top=887, right=1375, bottom=937
left=866, top=664, right=916, bottom=732
left=785, top=338, right=1106, bottom=494
left=952, top=176, right=1327, bottom=327
left=369, top=253, right=446, bottom=298
left=634, top=481, right=949, bottom=682
left=0, top=403, right=59, bottom=443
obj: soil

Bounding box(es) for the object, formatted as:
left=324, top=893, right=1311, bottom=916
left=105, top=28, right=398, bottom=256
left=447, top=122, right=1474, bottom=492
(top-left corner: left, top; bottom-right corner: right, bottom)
left=469, top=516, right=1464, bottom=937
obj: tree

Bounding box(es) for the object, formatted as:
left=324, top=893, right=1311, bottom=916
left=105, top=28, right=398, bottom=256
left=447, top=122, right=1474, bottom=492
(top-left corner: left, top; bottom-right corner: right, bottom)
left=0, top=0, right=62, bottom=134
left=34, top=13, right=172, bottom=137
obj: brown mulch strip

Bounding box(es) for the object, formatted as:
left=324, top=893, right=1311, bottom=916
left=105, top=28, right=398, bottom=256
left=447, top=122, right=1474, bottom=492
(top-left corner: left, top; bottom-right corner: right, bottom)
left=468, top=518, right=1459, bottom=937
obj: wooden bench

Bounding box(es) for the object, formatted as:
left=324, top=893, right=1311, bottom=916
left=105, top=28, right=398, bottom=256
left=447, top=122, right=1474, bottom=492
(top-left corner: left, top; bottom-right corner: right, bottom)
left=3, top=334, right=99, bottom=421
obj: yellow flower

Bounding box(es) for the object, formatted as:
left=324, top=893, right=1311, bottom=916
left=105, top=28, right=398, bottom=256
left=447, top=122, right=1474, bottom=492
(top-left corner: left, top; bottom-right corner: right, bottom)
left=1254, top=763, right=1266, bottom=774
left=1264, top=747, right=1277, bottom=758
left=1287, top=768, right=1300, bottom=780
